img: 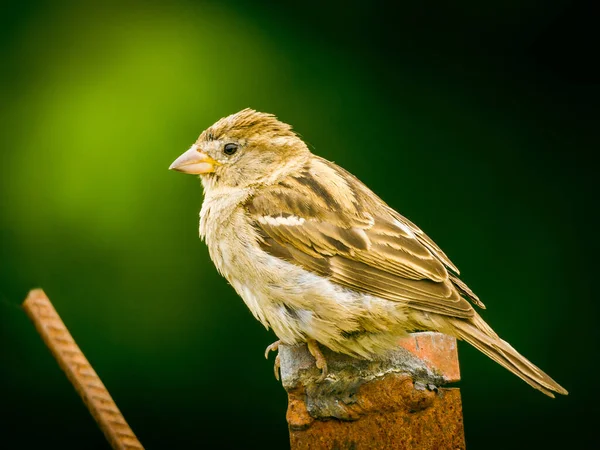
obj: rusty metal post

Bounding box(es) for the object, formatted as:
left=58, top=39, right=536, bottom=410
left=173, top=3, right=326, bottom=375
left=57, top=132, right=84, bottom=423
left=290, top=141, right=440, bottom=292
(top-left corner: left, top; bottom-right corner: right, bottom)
left=280, top=332, right=465, bottom=450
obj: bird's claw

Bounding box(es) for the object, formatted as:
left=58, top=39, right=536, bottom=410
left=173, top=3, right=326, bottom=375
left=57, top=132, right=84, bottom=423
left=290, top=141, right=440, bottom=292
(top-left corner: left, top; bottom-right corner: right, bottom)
left=265, top=340, right=281, bottom=380
left=265, top=340, right=280, bottom=359
left=307, top=339, right=328, bottom=382
left=273, top=354, right=281, bottom=381
left=265, top=339, right=328, bottom=382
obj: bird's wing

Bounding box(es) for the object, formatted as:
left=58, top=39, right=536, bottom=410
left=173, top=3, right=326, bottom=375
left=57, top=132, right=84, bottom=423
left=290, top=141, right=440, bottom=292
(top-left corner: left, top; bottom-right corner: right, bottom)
left=245, top=157, right=484, bottom=319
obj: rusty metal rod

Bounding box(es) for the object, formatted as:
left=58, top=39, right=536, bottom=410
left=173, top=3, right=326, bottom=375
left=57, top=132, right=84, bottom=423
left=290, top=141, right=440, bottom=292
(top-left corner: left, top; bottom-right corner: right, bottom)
left=22, top=289, right=144, bottom=450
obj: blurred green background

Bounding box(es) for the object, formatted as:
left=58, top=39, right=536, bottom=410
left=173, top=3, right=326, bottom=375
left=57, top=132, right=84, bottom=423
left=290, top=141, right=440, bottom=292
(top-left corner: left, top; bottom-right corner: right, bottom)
left=1, top=0, right=597, bottom=448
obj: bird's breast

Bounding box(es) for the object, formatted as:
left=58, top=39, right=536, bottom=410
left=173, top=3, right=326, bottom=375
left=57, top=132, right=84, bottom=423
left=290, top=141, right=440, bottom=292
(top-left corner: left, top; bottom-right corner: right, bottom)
left=199, top=198, right=412, bottom=353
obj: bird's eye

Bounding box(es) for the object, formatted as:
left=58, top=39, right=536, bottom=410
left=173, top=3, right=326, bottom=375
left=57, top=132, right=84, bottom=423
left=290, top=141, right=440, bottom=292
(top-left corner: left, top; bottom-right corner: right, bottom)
left=223, top=143, right=238, bottom=156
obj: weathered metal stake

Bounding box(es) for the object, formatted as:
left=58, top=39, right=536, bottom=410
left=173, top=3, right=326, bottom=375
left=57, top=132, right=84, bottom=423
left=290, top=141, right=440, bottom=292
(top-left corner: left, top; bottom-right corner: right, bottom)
left=280, top=332, right=465, bottom=450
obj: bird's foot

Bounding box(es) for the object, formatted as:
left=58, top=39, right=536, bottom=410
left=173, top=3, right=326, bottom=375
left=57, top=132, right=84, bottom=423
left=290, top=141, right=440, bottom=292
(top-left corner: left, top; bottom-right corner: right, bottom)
left=307, top=339, right=328, bottom=382
left=265, top=340, right=281, bottom=380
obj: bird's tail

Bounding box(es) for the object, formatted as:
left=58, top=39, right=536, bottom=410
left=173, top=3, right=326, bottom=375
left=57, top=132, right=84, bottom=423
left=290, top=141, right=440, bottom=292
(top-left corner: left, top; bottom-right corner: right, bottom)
left=448, top=314, right=568, bottom=397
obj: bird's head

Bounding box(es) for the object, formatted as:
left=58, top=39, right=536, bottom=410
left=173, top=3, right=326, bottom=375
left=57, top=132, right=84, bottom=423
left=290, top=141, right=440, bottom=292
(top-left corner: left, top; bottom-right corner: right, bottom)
left=169, top=108, right=310, bottom=191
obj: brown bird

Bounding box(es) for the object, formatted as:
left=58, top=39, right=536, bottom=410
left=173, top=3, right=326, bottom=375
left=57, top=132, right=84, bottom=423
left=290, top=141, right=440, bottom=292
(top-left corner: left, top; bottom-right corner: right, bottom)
left=170, top=108, right=567, bottom=397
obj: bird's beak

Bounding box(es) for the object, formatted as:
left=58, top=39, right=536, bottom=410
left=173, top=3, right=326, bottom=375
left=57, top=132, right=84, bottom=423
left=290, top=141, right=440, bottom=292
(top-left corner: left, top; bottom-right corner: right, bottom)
left=169, top=145, right=218, bottom=174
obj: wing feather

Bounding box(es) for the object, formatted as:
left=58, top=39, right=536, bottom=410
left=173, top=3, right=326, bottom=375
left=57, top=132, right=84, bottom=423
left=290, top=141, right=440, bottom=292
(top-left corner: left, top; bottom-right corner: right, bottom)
left=247, top=157, right=481, bottom=318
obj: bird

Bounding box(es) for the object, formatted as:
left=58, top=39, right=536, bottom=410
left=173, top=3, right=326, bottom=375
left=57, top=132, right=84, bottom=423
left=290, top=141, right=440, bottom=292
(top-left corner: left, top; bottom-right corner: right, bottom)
left=169, top=108, right=567, bottom=397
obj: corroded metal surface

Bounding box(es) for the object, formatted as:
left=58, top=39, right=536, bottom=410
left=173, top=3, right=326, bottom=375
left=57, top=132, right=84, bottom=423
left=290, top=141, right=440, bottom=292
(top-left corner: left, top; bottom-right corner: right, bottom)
left=281, top=333, right=465, bottom=450
left=398, top=332, right=460, bottom=383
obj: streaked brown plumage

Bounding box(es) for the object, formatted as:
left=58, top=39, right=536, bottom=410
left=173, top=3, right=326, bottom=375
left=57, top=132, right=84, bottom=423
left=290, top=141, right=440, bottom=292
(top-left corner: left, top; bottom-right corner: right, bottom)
left=170, top=108, right=567, bottom=397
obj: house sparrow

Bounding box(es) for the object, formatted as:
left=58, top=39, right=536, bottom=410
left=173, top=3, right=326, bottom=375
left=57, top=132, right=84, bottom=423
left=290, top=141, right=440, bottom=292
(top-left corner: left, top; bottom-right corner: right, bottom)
left=170, top=108, right=567, bottom=397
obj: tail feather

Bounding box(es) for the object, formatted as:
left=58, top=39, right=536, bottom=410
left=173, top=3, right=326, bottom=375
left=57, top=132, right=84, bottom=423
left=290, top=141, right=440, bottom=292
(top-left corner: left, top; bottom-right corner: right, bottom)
left=450, top=315, right=568, bottom=397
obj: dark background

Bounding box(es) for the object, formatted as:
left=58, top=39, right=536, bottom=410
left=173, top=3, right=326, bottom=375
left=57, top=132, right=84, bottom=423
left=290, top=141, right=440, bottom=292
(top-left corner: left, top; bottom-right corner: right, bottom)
left=1, top=0, right=598, bottom=448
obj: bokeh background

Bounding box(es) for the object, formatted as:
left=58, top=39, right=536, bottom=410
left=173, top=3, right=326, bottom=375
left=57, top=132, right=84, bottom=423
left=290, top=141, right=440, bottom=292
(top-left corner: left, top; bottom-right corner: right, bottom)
left=1, top=0, right=598, bottom=448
